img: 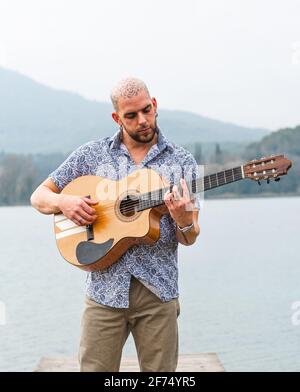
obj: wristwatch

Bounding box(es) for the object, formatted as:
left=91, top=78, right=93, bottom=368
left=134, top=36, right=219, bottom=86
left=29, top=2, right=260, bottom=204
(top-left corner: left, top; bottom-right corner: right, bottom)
left=177, top=222, right=194, bottom=233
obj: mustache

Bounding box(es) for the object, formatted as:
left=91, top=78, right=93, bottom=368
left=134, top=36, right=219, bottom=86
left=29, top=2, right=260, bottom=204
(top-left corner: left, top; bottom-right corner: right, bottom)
left=138, top=124, right=159, bottom=132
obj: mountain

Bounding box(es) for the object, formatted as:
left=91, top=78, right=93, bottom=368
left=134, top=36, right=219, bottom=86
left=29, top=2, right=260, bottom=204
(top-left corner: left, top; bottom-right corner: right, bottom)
left=245, top=126, right=300, bottom=158
left=0, top=67, right=269, bottom=154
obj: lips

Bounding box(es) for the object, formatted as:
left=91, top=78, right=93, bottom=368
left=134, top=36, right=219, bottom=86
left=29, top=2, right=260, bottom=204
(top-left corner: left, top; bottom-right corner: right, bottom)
left=138, top=128, right=150, bottom=133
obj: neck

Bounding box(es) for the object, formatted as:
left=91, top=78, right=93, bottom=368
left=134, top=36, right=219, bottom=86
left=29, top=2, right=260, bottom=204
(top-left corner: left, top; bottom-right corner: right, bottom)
left=121, top=129, right=158, bottom=152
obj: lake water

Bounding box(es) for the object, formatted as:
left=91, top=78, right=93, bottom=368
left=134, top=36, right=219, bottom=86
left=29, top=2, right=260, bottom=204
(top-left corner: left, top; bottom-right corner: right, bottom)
left=0, top=197, right=300, bottom=372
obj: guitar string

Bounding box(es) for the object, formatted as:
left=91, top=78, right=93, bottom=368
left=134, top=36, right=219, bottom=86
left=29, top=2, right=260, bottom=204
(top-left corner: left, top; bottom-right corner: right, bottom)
left=76, top=169, right=242, bottom=216
left=87, top=172, right=243, bottom=215
left=107, top=172, right=242, bottom=212
left=66, top=165, right=277, bottom=217
left=81, top=173, right=243, bottom=217
left=86, top=177, right=239, bottom=216
left=64, top=175, right=243, bottom=224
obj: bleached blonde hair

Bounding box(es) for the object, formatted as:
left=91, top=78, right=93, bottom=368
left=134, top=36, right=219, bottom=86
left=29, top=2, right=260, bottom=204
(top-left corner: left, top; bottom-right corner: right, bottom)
left=110, top=77, right=150, bottom=111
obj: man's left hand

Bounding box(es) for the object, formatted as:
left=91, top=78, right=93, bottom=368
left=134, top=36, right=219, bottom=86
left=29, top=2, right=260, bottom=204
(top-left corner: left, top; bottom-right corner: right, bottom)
left=164, top=178, right=195, bottom=227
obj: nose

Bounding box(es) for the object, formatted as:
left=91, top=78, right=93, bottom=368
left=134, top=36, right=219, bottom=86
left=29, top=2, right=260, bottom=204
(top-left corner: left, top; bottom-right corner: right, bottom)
left=137, top=112, right=147, bottom=126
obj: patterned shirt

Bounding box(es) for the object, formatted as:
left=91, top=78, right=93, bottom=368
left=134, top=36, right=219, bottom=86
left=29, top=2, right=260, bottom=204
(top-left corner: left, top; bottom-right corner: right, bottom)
left=49, top=128, right=200, bottom=308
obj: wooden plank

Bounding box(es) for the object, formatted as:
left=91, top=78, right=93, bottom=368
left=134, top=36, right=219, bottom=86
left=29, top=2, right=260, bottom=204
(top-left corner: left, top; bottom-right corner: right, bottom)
left=34, top=353, right=225, bottom=372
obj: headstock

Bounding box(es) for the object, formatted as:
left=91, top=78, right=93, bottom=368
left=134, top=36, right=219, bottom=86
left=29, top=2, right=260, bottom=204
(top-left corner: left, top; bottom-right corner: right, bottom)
left=243, top=155, right=292, bottom=184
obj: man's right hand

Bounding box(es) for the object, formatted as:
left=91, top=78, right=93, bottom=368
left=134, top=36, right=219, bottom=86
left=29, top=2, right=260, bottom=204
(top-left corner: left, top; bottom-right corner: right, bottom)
left=58, top=195, right=99, bottom=226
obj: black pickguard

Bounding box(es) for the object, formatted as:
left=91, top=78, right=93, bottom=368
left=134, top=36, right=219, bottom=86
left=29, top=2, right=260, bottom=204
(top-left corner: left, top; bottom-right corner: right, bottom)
left=76, top=239, right=114, bottom=265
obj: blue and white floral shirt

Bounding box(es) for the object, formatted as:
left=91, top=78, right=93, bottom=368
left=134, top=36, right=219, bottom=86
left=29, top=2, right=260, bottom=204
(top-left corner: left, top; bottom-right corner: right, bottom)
left=50, top=129, right=200, bottom=308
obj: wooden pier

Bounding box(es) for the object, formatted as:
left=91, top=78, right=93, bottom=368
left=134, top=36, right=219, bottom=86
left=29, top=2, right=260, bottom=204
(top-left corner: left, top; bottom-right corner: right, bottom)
left=35, top=353, right=225, bottom=372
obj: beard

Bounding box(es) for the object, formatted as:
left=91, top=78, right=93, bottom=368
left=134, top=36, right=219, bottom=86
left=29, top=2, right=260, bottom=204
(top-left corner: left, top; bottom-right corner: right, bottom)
left=123, top=121, right=158, bottom=144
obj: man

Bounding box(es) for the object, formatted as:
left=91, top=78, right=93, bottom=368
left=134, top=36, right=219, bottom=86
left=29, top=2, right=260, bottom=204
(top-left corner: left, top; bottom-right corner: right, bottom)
left=30, top=77, right=200, bottom=372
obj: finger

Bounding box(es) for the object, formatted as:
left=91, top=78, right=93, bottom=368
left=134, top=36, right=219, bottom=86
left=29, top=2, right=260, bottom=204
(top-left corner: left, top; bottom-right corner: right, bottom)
left=169, top=194, right=175, bottom=204
left=180, top=178, right=190, bottom=200
left=167, top=197, right=174, bottom=205
left=82, top=198, right=98, bottom=215
left=164, top=190, right=172, bottom=202
left=172, top=185, right=181, bottom=201
left=81, top=201, right=98, bottom=216
left=164, top=191, right=174, bottom=208
left=164, top=198, right=173, bottom=207
left=83, top=197, right=99, bottom=205
left=72, top=215, right=85, bottom=226
left=77, top=209, right=96, bottom=223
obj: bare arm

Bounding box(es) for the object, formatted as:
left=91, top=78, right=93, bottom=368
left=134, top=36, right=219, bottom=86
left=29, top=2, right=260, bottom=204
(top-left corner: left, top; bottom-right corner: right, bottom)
left=30, top=178, right=98, bottom=226
left=30, top=178, right=64, bottom=215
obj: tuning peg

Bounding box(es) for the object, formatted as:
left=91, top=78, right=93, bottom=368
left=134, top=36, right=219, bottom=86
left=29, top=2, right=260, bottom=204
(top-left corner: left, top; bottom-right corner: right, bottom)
left=275, top=177, right=281, bottom=182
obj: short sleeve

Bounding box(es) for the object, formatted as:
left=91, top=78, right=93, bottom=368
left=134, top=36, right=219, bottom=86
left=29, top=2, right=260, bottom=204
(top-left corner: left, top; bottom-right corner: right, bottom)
left=49, top=144, right=87, bottom=191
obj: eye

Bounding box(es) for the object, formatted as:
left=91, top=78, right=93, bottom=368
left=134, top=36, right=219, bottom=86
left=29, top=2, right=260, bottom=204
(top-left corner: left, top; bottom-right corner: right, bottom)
left=126, top=113, right=136, bottom=119
left=143, top=106, right=151, bottom=113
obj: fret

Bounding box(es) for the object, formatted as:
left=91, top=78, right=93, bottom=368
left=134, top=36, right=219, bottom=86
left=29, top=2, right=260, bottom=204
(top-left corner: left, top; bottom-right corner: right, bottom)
left=158, top=188, right=163, bottom=202
left=233, top=167, right=242, bottom=180
left=204, top=176, right=210, bottom=191
left=225, top=169, right=233, bottom=183
left=225, top=169, right=235, bottom=183
left=210, top=174, right=217, bottom=188
left=150, top=189, right=159, bottom=202
left=217, top=171, right=226, bottom=186
left=137, top=166, right=244, bottom=212
left=140, top=193, right=149, bottom=202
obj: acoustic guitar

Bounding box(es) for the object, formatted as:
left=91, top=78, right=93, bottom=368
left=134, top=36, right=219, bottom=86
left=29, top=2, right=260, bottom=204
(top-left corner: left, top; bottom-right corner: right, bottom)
left=54, top=155, right=292, bottom=271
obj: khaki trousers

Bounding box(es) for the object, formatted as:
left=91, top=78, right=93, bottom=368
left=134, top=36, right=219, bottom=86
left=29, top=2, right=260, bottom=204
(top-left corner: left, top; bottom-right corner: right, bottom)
left=79, top=276, right=180, bottom=372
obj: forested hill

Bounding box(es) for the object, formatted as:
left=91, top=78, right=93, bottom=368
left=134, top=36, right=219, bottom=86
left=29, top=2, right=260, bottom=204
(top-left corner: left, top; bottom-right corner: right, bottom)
left=245, top=126, right=300, bottom=158
left=206, top=125, right=300, bottom=198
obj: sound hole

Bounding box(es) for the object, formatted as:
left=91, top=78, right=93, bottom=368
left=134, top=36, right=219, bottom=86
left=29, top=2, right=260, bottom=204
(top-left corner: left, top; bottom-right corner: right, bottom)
left=120, top=194, right=139, bottom=217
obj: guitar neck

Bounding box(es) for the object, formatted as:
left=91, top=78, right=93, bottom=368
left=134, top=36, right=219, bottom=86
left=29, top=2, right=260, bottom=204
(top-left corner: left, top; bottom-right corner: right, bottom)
left=137, top=165, right=244, bottom=212
left=202, top=165, right=244, bottom=192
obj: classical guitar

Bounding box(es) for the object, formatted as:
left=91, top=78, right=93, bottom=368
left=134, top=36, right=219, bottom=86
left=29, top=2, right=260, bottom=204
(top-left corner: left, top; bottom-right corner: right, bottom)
left=54, top=155, right=292, bottom=271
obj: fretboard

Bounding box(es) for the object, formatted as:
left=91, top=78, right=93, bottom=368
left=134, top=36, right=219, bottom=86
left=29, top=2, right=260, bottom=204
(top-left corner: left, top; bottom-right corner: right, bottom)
left=136, top=166, right=244, bottom=212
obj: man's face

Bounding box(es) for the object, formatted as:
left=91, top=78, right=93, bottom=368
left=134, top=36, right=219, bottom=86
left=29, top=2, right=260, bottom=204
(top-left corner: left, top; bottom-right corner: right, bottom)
left=112, top=90, right=158, bottom=144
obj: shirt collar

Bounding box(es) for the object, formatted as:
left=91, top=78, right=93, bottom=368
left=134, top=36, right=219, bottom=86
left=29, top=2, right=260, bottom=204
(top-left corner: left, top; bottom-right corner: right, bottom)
left=109, top=127, right=173, bottom=153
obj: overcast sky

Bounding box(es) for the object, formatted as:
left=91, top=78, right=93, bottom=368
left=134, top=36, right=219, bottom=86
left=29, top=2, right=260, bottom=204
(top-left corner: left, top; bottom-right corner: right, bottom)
left=0, top=0, right=299, bottom=130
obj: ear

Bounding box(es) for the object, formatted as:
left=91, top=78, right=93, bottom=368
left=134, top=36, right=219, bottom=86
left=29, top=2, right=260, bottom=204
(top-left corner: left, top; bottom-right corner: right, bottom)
left=151, top=97, right=157, bottom=111
left=112, top=112, right=121, bottom=125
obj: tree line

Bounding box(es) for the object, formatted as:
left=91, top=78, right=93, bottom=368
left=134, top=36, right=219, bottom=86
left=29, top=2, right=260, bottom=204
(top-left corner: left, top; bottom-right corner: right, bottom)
left=0, top=152, right=65, bottom=206
left=0, top=126, right=299, bottom=206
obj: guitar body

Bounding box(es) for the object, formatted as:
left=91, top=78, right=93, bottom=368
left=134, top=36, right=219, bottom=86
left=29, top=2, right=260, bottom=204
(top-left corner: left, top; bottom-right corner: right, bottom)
left=54, top=168, right=169, bottom=271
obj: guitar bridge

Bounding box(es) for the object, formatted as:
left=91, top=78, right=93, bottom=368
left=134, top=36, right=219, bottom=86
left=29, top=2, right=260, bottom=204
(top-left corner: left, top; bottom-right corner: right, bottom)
left=85, top=194, right=94, bottom=241
left=86, top=224, right=94, bottom=241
